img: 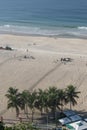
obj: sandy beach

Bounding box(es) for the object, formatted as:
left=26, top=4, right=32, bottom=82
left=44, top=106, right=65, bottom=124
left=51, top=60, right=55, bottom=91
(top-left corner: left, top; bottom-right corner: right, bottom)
left=0, top=34, right=87, bottom=119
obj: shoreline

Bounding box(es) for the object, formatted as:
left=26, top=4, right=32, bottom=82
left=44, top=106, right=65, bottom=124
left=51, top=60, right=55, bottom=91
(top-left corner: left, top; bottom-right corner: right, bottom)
left=0, top=23, right=87, bottom=39
left=0, top=32, right=87, bottom=40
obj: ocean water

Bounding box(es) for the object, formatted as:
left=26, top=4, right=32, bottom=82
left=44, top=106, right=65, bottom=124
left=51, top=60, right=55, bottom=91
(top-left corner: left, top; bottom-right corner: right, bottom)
left=0, top=0, right=87, bottom=38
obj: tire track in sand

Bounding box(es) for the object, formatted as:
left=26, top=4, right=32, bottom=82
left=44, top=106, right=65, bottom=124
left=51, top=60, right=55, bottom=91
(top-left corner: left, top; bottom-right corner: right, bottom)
left=29, top=62, right=62, bottom=91
left=75, top=72, right=87, bottom=89
left=0, top=55, right=22, bottom=67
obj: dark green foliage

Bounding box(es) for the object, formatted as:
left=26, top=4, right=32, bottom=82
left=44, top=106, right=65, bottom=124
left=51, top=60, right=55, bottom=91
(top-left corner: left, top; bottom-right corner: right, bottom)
left=65, top=85, right=80, bottom=109
left=0, top=121, right=4, bottom=130
left=27, top=91, right=37, bottom=122
left=5, top=126, right=13, bottom=130
left=5, top=87, right=21, bottom=117
left=4, top=123, right=40, bottom=130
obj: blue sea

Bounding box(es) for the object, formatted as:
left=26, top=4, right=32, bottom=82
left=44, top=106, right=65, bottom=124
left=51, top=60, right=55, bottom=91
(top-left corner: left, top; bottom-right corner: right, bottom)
left=0, top=0, right=87, bottom=38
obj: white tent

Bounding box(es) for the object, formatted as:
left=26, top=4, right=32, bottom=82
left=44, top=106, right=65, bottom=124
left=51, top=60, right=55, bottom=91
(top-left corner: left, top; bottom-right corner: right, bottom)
left=66, top=120, right=87, bottom=130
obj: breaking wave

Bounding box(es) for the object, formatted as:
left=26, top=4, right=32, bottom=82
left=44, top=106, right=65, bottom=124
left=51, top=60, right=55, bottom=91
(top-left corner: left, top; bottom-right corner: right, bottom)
left=0, top=24, right=87, bottom=38
left=78, top=26, right=87, bottom=30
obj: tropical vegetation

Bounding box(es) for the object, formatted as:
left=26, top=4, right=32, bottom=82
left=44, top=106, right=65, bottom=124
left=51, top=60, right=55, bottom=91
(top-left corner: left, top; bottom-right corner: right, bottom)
left=1, top=123, right=39, bottom=130
left=5, top=85, right=80, bottom=122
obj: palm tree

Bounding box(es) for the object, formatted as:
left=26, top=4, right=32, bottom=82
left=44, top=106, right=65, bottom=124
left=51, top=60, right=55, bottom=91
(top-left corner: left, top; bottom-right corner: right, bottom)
left=27, top=91, right=37, bottom=122
left=5, top=87, right=21, bottom=117
left=47, top=87, right=56, bottom=112
left=47, top=87, right=61, bottom=114
left=41, top=90, right=49, bottom=113
left=65, top=85, right=80, bottom=110
left=35, top=89, right=46, bottom=115
left=57, top=89, right=66, bottom=111
left=19, top=90, right=30, bottom=118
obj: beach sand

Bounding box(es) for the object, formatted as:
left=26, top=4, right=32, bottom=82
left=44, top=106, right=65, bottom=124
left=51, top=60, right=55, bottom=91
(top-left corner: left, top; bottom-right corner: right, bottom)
left=0, top=34, right=87, bottom=119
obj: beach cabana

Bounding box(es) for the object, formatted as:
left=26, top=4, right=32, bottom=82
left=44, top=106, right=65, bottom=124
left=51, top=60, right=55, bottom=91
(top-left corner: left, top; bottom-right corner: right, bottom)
left=66, top=120, right=87, bottom=130
left=69, top=115, right=82, bottom=122
left=63, top=110, right=76, bottom=117
left=59, top=117, right=71, bottom=125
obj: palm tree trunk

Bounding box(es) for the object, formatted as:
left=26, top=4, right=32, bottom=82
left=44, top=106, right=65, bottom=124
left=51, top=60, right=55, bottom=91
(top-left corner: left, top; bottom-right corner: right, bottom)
left=70, top=102, right=72, bottom=110
left=45, top=107, right=49, bottom=113
left=25, top=105, right=29, bottom=119
left=32, top=109, right=34, bottom=122
left=16, top=107, right=19, bottom=117
left=40, top=108, right=43, bottom=115
left=60, top=100, right=63, bottom=112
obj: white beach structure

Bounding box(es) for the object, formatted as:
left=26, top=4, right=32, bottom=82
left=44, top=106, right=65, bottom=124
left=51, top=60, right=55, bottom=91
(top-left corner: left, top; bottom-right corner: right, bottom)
left=59, top=110, right=82, bottom=126
left=84, top=119, right=87, bottom=122
left=59, top=117, right=71, bottom=125
left=66, top=120, right=87, bottom=130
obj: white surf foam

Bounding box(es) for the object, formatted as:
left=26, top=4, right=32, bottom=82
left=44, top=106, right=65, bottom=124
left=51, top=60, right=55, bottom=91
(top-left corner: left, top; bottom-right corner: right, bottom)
left=78, top=26, right=87, bottom=30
